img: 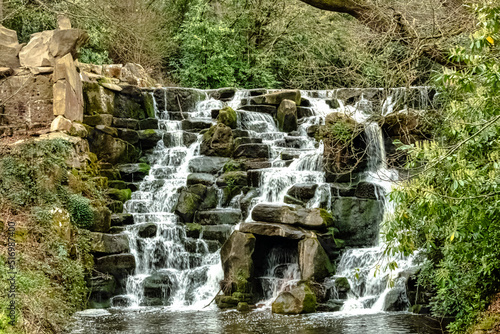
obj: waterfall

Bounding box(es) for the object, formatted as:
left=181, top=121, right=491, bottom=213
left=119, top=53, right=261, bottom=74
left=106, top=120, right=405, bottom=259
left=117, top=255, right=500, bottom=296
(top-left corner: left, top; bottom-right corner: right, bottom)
left=111, top=86, right=430, bottom=313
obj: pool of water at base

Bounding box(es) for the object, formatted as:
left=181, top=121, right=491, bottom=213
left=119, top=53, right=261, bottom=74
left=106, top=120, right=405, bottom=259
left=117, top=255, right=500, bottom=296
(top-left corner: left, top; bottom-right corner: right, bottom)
left=67, top=308, right=447, bottom=334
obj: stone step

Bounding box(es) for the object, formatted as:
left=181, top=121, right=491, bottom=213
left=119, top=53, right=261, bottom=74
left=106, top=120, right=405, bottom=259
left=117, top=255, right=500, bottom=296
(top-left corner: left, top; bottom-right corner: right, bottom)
left=233, top=143, right=270, bottom=159
left=201, top=225, right=233, bottom=244
left=163, top=131, right=197, bottom=147
left=187, top=173, right=216, bottom=186
left=239, top=105, right=277, bottom=115
left=112, top=117, right=139, bottom=129
left=233, top=137, right=262, bottom=147
left=111, top=213, right=134, bottom=226
left=137, top=129, right=163, bottom=149
left=138, top=118, right=158, bottom=130
left=181, top=119, right=213, bottom=132
left=195, top=209, right=241, bottom=226
left=188, top=156, right=230, bottom=174
left=116, top=163, right=151, bottom=182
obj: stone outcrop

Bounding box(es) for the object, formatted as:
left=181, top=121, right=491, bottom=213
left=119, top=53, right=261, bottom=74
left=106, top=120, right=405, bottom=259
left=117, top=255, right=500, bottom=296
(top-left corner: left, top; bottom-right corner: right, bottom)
left=272, top=282, right=317, bottom=314
left=298, top=237, right=334, bottom=281
left=220, top=232, right=256, bottom=293
left=0, top=25, right=22, bottom=68
left=19, top=28, right=88, bottom=68
left=53, top=53, right=84, bottom=121
left=277, top=99, right=298, bottom=132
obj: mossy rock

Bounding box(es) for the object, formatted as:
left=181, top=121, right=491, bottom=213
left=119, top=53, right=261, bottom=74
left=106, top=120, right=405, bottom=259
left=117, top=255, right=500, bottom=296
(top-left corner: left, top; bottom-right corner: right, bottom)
left=320, top=209, right=334, bottom=227
left=107, top=188, right=132, bottom=202
left=217, top=106, right=237, bottom=129
left=186, top=223, right=202, bottom=238
left=144, top=93, right=156, bottom=118
left=272, top=282, right=316, bottom=314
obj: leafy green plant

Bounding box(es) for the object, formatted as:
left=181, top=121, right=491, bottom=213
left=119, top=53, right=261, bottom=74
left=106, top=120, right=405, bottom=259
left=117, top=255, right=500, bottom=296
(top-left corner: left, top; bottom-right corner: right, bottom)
left=67, top=194, right=94, bottom=229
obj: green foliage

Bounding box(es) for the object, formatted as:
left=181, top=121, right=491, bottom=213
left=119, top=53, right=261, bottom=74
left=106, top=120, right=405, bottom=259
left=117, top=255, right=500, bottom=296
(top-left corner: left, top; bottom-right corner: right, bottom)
left=223, top=160, right=244, bottom=173
left=68, top=194, right=94, bottom=229
left=384, top=4, right=500, bottom=332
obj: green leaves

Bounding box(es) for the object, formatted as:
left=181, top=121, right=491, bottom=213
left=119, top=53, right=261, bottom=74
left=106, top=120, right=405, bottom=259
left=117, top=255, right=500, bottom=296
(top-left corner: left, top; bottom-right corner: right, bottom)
left=383, top=4, right=500, bottom=332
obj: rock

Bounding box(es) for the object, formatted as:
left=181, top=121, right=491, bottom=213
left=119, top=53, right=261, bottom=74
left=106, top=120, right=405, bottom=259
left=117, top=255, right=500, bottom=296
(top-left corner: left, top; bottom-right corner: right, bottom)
left=307, top=125, right=319, bottom=137
left=101, top=82, right=122, bottom=92
left=299, top=238, right=334, bottom=281
left=202, top=225, right=233, bottom=244
left=112, top=117, right=138, bottom=129
left=286, top=183, right=318, bottom=202
left=95, top=124, right=118, bottom=136
left=239, top=222, right=313, bottom=239
left=187, top=173, right=215, bottom=186
left=251, top=90, right=301, bottom=106
left=138, top=223, right=157, bottom=238
left=174, top=185, right=206, bottom=223
left=188, top=156, right=229, bottom=174
left=19, top=29, right=88, bottom=67
left=69, top=122, right=88, bottom=137
left=117, top=163, right=150, bottom=182
left=383, top=286, right=409, bottom=311
left=240, top=188, right=260, bottom=219
left=251, top=204, right=331, bottom=229
left=201, top=123, right=234, bottom=157
left=233, top=137, right=262, bottom=147
left=83, top=114, right=114, bottom=126
left=50, top=115, right=72, bottom=132
left=53, top=54, right=84, bottom=121
left=138, top=129, right=162, bottom=149
left=165, top=88, right=206, bottom=112
left=296, top=107, right=314, bottom=119
left=0, top=67, right=13, bottom=78
left=331, top=197, right=383, bottom=247
left=83, top=81, right=115, bottom=115
left=117, top=128, right=139, bottom=144
left=300, top=98, right=311, bottom=107
left=233, top=144, right=269, bottom=159
left=102, top=64, right=122, bottom=78
left=355, top=182, right=382, bottom=199
left=277, top=99, right=298, bottom=132
left=232, top=129, right=251, bottom=138
left=195, top=209, right=241, bottom=225
left=220, top=231, right=256, bottom=293
left=181, top=119, right=213, bottom=131
left=272, top=282, right=316, bottom=314
left=209, top=87, right=236, bottom=100
left=120, top=63, right=151, bottom=87
left=90, top=232, right=130, bottom=254
left=94, top=253, right=136, bottom=279
left=239, top=105, right=277, bottom=115
left=91, top=206, right=112, bottom=233
left=111, top=213, right=134, bottom=227
left=217, top=106, right=237, bottom=129
left=237, top=302, right=250, bottom=312
left=334, top=277, right=351, bottom=299
left=88, top=275, right=116, bottom=308
left=111, top=295, right=133, bottom=308
left=113, top=85, right=148, bottom=119
left=216, top=171, right=248, bottom=187
left=28, top=66, right=54, bottom=75
left=0, top=25, right=22, bottom=68
left=88, top=128, right=140, bottom=164
left=142, top=271, right=174, bottom=304
left=139, top=118, right=159, bottom=130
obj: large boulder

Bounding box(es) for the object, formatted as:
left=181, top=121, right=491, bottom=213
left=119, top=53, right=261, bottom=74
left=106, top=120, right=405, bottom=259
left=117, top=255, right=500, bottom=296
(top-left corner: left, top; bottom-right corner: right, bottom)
left=113, top=85, right=150, bottom=119
left=0, top=25, right=22, bottom=68
left=94, top=253, right=136, bottom=279
left=53, top=53, right=84, bottom=121
left=298, top=237, right=334, bottom=281
left=174, top=184, right=217, bottom=223
left=251, top=204, right=333, bottom=230
left=165, top=88, right=206, bottom=112
left=188, top=156, right=229, bottom=174
left=83, top=81, right=115, bottom=115
left=272, top=282, right=316, bottom=314
left=239, top=222, right=314, bottom=239
left=233, top=143, right=269, bottom=159
left=89, top=232, right=130, bottom=255
left=220, top=231, right=256, bottom=293
left=331, top=197, right=383, bottom=247
left=120, top=63, right=151, bottom=87
left=251, top=90, right=301, bottom=106
left=19, top=29, right=88, bottom=67
left=286, top=183, right=318, bottom=202
left=277, top=99, right=298, bottom=132
left=201, top=123, right=234, bottom=157
left=217, top=106, right=237, bottom=129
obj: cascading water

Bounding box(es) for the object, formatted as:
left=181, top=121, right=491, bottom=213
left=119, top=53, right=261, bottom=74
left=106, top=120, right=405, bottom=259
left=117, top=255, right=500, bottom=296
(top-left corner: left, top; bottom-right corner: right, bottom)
left=116, top=91, right=223, bottom=309
left=114, top=86, right=431, bottom=311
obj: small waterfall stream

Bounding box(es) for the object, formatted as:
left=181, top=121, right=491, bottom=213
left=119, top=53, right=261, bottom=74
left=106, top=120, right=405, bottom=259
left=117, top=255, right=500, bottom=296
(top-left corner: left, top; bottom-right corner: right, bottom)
left=113, top=86, right=431, bottom=312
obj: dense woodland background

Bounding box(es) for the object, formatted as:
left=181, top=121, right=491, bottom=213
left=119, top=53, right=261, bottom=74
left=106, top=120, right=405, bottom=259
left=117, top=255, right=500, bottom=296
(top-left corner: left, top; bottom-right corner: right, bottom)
left=1, top=0, right=500, bottom=333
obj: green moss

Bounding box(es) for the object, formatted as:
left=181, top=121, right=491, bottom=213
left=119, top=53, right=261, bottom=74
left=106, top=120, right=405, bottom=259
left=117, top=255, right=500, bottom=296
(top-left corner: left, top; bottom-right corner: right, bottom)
left=144, top=93, right=156, bottom=118
left=320, top=209, right=334, bottom=227
left=143, top=129, right=157, bottom=135
left=138, top=163, right=151, bottom=174
left=107, top=188, right=132, bottom=202
left=186, top=223, right=202, bottom=233
left=217, top=106, right=237, bottom=129
left=223, top=159, right=244, bottom=172
left=334, top=277, right=350, bottom=291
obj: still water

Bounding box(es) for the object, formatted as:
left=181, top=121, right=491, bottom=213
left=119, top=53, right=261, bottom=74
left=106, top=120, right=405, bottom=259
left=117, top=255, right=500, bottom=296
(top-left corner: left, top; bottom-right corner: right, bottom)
left=67, top=308, right=446, bottom=334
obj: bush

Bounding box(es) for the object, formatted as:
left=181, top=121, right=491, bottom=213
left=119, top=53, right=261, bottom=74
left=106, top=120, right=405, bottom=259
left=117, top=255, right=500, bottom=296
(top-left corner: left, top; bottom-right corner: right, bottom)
left=67, top=194, right=94, bottom=229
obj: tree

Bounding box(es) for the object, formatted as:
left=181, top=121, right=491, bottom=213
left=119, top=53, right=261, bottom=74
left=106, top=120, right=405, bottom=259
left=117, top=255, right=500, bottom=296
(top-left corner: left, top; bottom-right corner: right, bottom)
left=297, top=0, right=474, bottom=66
